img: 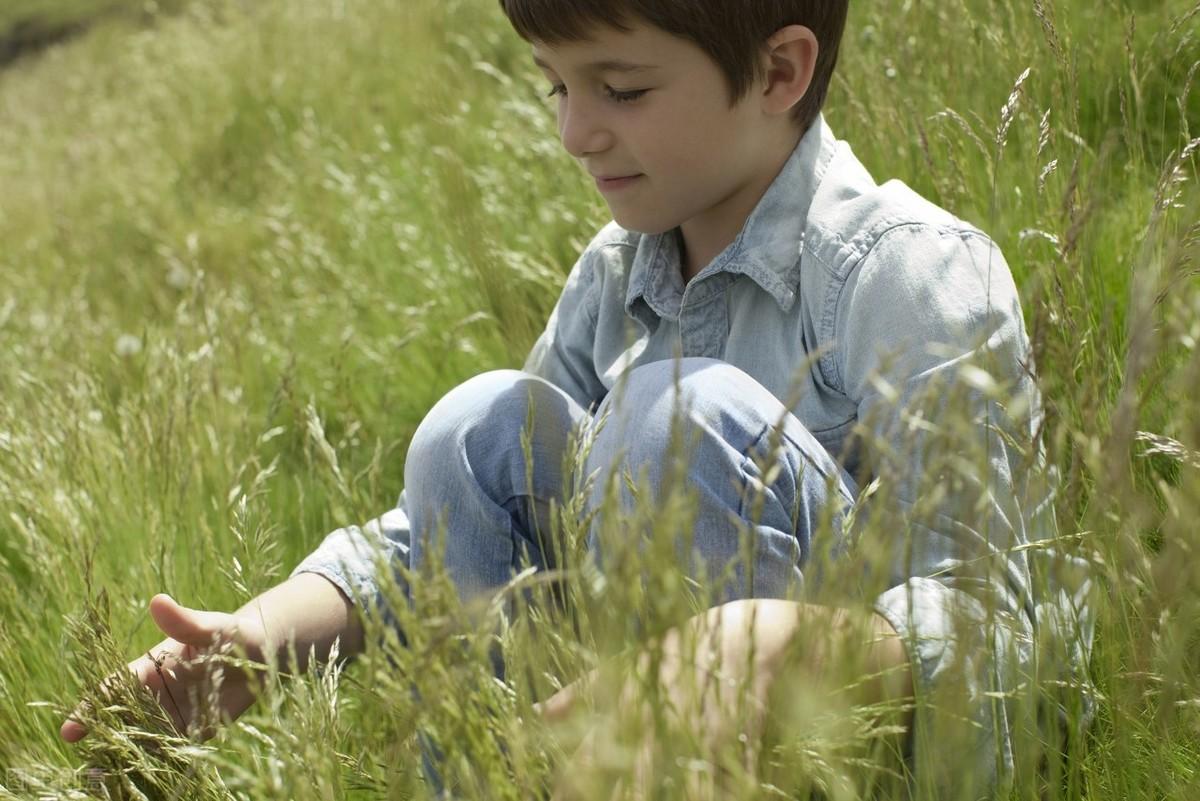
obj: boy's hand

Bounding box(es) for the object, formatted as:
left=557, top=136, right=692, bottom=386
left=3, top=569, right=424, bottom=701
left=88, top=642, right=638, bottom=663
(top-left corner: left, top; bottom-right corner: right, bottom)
left=59, top=593, right=269, bottom=743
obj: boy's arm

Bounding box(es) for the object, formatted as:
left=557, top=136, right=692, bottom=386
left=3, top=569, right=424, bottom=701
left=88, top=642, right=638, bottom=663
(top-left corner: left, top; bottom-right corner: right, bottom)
left=834, top=224, right=1094, bottom=797
left=235, top=571, right=365, bottom=667
left=521, top=244, right=607, bottom=411
left=288, top=495, right=414, bottom=641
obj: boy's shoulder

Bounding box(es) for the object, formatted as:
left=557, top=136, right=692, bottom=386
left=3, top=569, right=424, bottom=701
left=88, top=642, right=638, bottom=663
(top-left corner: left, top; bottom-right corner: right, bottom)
left=800, top=136, right=1021, bottom=325
left=804, top=141, right=994, bottom=275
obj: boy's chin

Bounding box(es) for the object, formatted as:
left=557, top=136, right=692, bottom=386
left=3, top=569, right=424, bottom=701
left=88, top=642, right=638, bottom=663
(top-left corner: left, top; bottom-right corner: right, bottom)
left=610, top=210, right=675, bottom=237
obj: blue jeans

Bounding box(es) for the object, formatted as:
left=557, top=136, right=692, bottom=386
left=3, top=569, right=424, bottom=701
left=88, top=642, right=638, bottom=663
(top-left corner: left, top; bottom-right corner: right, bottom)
left=403, top=357, right=859, bottom=795
left=404, top=355, right=858, bottom=620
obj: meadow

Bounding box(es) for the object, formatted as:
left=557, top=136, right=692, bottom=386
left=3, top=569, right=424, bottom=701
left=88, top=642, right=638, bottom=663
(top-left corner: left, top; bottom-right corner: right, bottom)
left=0, top=0, right=1198, bottom=798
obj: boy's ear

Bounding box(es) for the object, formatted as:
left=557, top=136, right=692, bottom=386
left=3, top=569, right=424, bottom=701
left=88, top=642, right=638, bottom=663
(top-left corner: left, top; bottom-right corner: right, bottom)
left=759, top=24, right=819, bottom=117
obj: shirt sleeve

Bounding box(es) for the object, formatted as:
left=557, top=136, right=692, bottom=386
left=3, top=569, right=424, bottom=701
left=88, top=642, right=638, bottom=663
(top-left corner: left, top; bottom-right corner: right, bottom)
left=521, top=246, right=607, bottom=413
left=288, top=489, right=414, bottom=637
left=832, top=224, right=1096, bottom=797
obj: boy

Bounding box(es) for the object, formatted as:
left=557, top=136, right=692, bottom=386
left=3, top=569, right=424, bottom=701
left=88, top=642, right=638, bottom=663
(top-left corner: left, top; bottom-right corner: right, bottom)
left=62, top=1, right=1092, bottom=797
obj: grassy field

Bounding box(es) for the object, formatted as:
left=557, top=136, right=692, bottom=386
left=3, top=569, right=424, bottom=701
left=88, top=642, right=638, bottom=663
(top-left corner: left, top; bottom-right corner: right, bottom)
left=1, top=0, right=1198, bottom=798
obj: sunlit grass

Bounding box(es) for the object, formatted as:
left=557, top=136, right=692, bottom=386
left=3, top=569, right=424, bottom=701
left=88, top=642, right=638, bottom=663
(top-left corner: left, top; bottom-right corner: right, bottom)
left=0, top=0, right=1198, bottom=798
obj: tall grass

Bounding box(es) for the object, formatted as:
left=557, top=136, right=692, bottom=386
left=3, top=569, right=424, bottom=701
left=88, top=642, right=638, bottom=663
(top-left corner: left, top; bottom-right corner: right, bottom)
left=0, top=0, right=1197, bottom=798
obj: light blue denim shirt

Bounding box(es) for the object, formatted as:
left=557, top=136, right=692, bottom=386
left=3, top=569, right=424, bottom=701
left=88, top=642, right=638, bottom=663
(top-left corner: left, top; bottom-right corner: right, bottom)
left=293, top=112, right=1094, bottom=796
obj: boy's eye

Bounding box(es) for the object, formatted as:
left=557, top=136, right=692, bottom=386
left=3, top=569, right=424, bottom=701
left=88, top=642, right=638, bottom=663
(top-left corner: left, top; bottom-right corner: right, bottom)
left=545, top=83, right=648, bottom=104
left=607, top=87, right=649, bottom=103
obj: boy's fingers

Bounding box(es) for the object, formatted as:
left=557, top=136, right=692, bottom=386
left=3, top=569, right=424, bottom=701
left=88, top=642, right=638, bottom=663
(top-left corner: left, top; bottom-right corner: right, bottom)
left=62, top=594, right=247, bottom=745
left=148, top=594, right=234, bottom=646
left=60, top=655, right=150, bottom=743
left=536, top=686, right=578, bottom=725
left=60, top=711, right=88, bottom=742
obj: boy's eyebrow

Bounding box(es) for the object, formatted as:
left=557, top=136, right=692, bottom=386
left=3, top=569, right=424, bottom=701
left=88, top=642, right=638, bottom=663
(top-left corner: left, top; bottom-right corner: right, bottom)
left=531, top=54, right=659, bottom=74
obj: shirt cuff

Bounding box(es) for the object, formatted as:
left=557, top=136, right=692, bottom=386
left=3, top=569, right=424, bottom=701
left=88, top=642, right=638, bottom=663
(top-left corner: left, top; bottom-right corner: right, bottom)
left=873, top=577, right=1034, bottom=798
left=289, top=504, right=413, bottom=637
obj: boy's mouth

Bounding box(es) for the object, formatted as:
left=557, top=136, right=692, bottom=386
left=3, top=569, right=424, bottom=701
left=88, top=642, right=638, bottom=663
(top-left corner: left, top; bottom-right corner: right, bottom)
left=594, top=174, right=643, bottom=193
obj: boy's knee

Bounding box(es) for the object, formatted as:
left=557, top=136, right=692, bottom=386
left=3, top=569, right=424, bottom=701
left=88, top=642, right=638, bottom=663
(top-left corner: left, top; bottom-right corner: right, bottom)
left=405, top=369, right=572, bottom=474
left=586, top=360, right=723, bottom=471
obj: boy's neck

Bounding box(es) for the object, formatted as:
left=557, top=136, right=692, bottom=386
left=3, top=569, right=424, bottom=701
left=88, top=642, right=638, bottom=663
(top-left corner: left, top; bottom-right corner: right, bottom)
left=676, top=127, right=805, bottom=286
left=676, top=229, right=699, bottom=285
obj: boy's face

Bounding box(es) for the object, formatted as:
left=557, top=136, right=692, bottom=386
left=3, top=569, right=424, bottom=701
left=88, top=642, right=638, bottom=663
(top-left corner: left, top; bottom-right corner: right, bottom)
left=531, top=20, right=801, bottom=243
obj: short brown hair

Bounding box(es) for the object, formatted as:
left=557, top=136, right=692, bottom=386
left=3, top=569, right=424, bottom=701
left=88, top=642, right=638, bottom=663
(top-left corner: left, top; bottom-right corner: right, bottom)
left=498, top=0, right=848, bottom=134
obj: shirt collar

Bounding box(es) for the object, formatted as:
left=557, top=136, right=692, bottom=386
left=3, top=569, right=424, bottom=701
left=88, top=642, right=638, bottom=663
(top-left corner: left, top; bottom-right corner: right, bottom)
left=625, top=111, right=839, bottom=321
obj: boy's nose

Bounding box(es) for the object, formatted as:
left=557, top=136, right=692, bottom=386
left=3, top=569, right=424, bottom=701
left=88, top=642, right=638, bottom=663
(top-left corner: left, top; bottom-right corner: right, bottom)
left=558, top=101, right=614, bottom=160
